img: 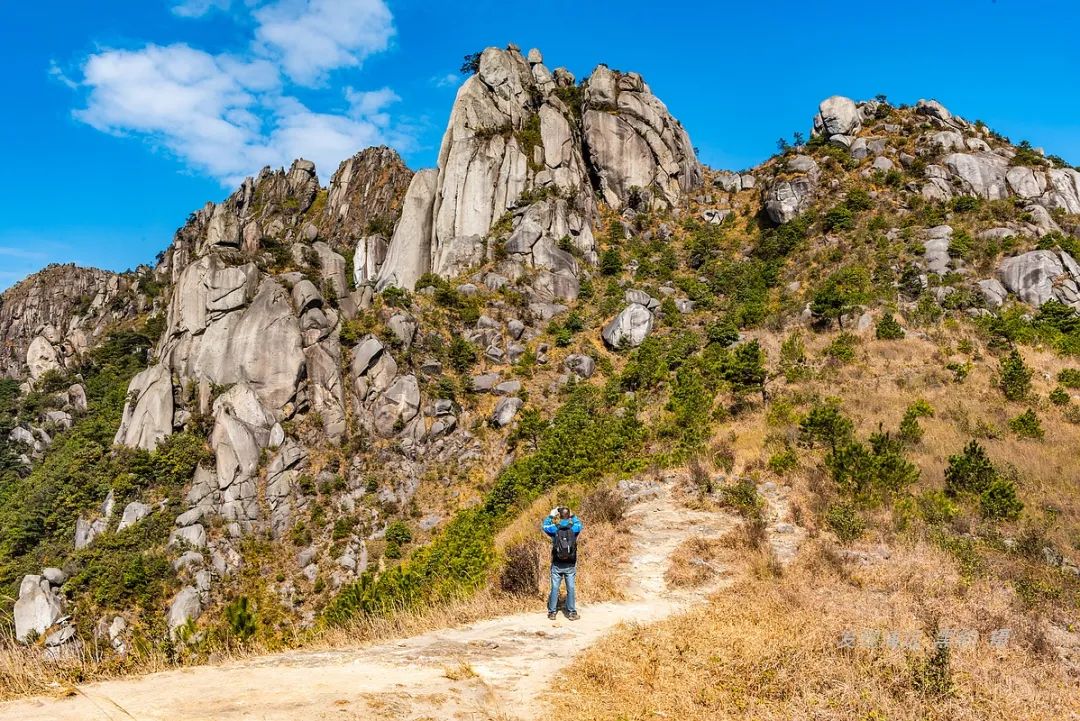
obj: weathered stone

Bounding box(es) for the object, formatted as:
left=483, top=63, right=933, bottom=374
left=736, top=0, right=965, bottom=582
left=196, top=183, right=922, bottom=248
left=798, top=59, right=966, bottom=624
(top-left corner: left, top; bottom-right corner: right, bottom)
left=117, top=502, right=151, bottom=532
left=602, top=303, right=654, bottom=349
left=813, top=96, right=861, bottom=138
left=490, top=397, right=523, bottom=427
left=169, top=524, right=208, bottom=550
left=167, top=586, right=202, bottom=636
left=374, top=375, right=421, bottom=437
left=14, top=575, right=64, bottom=642
left=564, top=354, right=595, bottom=378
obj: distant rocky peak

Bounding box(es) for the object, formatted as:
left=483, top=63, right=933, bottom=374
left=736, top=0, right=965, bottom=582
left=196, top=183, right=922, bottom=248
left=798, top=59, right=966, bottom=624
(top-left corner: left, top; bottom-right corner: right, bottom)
left=375, top=44, right=703, bottom=302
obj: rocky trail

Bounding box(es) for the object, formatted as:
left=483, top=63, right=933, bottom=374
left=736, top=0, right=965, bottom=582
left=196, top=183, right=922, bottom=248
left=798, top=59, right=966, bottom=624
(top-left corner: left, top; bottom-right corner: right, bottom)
left=0, top=478, right=751, bottom=721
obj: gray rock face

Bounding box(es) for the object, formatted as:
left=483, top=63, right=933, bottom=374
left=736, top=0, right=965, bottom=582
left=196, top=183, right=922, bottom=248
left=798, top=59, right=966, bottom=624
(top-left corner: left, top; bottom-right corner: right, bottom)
left=1, top=264, right=133, bottom=380
left=923, top=226, right=953, bottom=275
left=813, top=96, right=861, bottom=139
left=266, top=439, right=308, bottom=539
left=14, top=574, right=65, bottom=642
left=997, top=250, right=1080, bottom=309
left=113, top=364, right=174, bottom=451
left=582, top=65, right=702, bottom=209
left=943, top=153, right=1010, bottom=200
left=117, top=502, right=151, bottom=532
left=977, top=278, right=1008, bottom=308
left=602, top=303, right=654, bottom=349
left=766, top=176, right=815, bottom=224
left=374, top=375, right=421, bottom=437
left=490, top=397, right=523, bottom=427
left=169, top=524, right=208, bottom=550
left=323, top=146, right=412, bottom=245
left=26, top=335, right=61, bottom=382
left=376, top=169, right=439, bottom=291
left=564, top=353, right=596, bottom=378
left=167, top=586, right=202, bottom=637
left=354, top=234, right=389, bottom=286
left=377, top=46, right=698, bottom=298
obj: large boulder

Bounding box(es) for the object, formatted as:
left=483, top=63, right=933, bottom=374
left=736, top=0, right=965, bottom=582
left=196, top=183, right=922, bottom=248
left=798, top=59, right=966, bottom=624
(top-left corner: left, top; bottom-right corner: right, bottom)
left=354, top=234, right=389, bottom=287
left=997, top=250, right=1080, bottom=309
left=26, top=335, right=61, bottom=382
left=602, top=303, right=654, bottom=349
left=373, top=375, right=421, bottom=437
left=14, top=575, right=65, bottom=642
left=812, top=96, right=861, bottom=139
left=167, top=586, right=203, bottom=637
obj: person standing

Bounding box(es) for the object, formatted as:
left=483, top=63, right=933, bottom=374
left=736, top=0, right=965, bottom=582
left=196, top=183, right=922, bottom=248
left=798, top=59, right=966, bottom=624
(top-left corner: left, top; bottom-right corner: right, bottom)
left=542, top=506, right=582, bottom=620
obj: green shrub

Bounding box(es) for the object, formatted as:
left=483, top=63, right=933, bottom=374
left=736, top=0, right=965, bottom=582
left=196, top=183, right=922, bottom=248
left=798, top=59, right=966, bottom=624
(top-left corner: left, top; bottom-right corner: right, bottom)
left=917, top=490, right=958, bottom=525
left=875, top=312, right=905, bottom=340
left=998, top=349, right=1032, bottom=401
left=599, top=247, right=623, bottom=276
left=824, top=205, right=855, bottom=232
left=825, top=503, right=864, bottom=543
left=828, top=431, right=920, bottom=504
left=385, top=520, right=413, bottom=545
left=448, top=336, right=477, bottom=373
left=824, top=332, right=859, bottom=363
left=719, top=478, right=764, bottom=519
left=1007, top=409, right=1043, bottom=439
left=979, top=476, right=1024, bottom=520
left=810, top=267, right=872, bottom=326
left=1058, top=368, right=1080, bottom=388
left=898, top=399, right=934, bottom=444
left=950, top=195, right=981, bottom=213
left=767, top=447, right=799, bottom=474
left=800, top=400, right=854, bottom=451
left=224, top=596, right=257, bottom=640
left=944, top=440, right=996, bottom=496
left=1049, top=387, right=1070, bottom=405
left=912, top=644, right=954, bottom=698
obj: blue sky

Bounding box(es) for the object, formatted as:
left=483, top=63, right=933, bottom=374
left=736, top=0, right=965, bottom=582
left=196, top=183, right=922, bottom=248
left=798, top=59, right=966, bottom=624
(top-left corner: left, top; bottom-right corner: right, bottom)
left=3, top=0, right=1079, bottom=290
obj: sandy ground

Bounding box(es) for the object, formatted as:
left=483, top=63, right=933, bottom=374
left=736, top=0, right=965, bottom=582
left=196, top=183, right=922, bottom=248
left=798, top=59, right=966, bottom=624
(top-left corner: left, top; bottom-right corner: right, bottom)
left=0, top=480, right=748, bottom=721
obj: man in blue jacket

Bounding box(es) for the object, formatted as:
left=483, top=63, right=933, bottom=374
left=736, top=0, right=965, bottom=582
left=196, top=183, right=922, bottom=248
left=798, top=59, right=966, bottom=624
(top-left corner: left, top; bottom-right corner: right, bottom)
left=542, top=506, right=582, bottom=620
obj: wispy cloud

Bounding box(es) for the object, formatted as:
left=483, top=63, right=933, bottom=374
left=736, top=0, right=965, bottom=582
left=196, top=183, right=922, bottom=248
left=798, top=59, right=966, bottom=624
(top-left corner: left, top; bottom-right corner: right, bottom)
left=67, top=0, right=404, bottom=187
left=431, top=72, right=460, bottom=89
left=171, top=0, right=231, bottom=18
left=0, top=246, right=48, bottom=260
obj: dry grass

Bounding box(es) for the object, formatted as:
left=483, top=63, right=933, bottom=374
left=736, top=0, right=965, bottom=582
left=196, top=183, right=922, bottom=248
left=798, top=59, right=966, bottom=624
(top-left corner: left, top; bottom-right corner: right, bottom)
left=551, top=539, right=1079, bottom=720
left=664, top=535, right=726, bottom=588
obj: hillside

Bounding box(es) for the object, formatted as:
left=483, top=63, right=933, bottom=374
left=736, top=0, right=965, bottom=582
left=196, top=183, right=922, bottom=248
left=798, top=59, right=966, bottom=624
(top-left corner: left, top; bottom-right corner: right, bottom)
left=1, top=43, right=1079, bottom=716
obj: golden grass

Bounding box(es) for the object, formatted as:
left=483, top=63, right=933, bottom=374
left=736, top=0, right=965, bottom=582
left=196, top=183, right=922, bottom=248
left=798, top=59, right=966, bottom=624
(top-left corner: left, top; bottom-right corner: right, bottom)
left=664, top=535, right=726, bottom=588
left=551, top=539, right=1078, bottom=721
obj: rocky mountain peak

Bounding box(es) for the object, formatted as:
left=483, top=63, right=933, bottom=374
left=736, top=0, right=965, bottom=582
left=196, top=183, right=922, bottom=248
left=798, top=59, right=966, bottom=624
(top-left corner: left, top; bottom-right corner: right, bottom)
left=375, top=44, right=703, bottom=303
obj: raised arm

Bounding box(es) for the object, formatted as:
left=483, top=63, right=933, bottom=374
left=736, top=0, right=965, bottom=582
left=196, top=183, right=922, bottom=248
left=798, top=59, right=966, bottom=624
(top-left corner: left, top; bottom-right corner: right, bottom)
left=542, top=516, right=558, bottom=537
left=571, top=515, right=582, bottom=534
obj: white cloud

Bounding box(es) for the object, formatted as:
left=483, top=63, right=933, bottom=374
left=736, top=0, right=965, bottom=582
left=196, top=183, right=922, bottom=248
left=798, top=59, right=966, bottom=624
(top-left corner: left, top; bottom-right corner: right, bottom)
left=70, top=1, right=405, bottom=188
left=253, top=0, right=394, bottom=86
left=431, top=72, right=459, bottom=89
left=171, top=0, right=231, bottom=18
left=48, top=60, right=78, bottom=89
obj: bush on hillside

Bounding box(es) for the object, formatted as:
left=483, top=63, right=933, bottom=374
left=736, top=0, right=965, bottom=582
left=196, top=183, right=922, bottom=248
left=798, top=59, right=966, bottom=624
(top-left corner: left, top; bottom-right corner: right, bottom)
left=875, top=312, right=905, bottom=340
left=998, top=349, right=1033, bottom=401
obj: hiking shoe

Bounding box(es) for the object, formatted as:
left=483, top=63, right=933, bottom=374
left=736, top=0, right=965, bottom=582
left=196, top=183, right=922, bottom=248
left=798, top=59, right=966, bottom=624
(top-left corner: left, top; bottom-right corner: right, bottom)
left=567, top=611, right=580, bottom=621
left=547, top=611, right=558, bottom=620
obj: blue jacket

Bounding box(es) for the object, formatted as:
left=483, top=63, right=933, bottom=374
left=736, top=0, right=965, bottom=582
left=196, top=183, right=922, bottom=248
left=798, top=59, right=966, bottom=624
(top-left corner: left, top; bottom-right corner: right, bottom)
left=543, top=515, right=582, bottom=564
left=542, top=515, right=582, bottom=537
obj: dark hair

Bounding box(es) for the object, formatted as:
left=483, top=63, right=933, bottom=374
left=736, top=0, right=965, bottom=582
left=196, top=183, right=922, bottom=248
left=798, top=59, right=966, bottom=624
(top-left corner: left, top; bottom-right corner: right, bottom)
left=558, top=506, right=571, bottom=519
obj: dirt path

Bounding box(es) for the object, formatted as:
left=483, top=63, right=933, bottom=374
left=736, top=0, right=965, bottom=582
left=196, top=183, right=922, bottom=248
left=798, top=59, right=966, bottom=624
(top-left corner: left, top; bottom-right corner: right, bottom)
left=1, top=479, right=739, bottom=721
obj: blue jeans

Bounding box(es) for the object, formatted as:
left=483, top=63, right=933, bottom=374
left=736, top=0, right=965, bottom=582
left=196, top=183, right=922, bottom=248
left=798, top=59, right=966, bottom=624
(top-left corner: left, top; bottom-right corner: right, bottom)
left=548, top=562, right=576, bottom=614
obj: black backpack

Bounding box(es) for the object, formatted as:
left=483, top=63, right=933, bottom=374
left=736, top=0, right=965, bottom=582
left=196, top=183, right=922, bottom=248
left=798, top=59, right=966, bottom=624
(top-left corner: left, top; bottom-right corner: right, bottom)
left=553, top=525, right=577, bottom=563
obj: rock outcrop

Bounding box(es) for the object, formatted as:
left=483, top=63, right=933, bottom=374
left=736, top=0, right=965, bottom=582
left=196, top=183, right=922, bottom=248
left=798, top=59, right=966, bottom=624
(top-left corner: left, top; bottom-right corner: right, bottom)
left=996, top=249, right=1080, bottom=310
left=1, top=264, right=144, bottom=380
left=14, top=574, right=65, bottom=642
left=323, top=146, right=412, bottom=249
left=377, top=45, right=702, bottom=300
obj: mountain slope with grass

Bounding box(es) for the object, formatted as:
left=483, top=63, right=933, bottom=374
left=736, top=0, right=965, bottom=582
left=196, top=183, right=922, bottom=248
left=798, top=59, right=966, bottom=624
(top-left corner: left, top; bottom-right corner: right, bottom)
left=1, top=43, right=1079, bottom=717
